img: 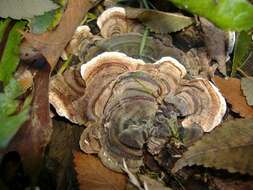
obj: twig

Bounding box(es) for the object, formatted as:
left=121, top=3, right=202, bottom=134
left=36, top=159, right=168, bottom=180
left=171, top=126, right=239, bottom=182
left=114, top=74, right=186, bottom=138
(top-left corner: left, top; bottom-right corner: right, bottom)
left=237, top=68, right=250, bottom=78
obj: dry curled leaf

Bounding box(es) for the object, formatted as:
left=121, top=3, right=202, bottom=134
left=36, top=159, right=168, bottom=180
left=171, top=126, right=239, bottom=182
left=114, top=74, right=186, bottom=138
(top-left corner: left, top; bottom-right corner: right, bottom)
left=125, top=7, right=193, bottom=33
left=213, top=77, right=253, bottom=118
left=241, top=77, right=253, bottom=106
left=21, top=0, right=98, bottom=68
left=172, top=119, right=253, bottom=175
left=212, top=177, right=253, bottom=190
left=74, top=151, right=127, bottom=190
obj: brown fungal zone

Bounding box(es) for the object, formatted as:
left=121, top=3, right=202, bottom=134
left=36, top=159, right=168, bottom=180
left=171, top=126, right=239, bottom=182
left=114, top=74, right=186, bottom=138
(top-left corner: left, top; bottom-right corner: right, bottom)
left=97, top=7, right=144, bottom=38
left=49, top=51, right=226, bottom=172
left=49, top=66, right=86, bottom=124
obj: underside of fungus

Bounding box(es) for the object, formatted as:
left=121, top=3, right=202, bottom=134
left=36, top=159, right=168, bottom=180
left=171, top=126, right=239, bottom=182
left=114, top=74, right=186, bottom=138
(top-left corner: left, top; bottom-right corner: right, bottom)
left=49, top=51, right=226, bottom=172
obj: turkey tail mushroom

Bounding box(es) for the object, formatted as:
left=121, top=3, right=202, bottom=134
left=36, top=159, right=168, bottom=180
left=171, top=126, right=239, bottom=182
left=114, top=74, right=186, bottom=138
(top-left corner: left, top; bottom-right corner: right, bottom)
left=79, top=52, right=188, bottom=171
left=49, top=51, right=226, bottom=172
left=80, top=52, right=145, bottom=121
left=97, top=7, right=143, bottom=38
left=49, top=66, right=86, bottom=124
left=164, top=79, right=226, bottom=132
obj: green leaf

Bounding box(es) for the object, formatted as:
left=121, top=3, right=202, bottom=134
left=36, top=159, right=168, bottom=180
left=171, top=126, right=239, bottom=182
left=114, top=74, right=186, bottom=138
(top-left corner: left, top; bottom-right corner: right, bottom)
left=30, top=10, right=58, bottom=34
left=4, top=78, right=23, bottom=99
left=0, top=21, right=26, bottom=85
left=0, top=78, right=30, bottom=148
left=0, top=94, right=19, bottom=116
left=169, top=0, right=253, bottom=31
left=0, top=19, right=10, bottom=41
left=231, top=32, right=252, bottom=76
left=0, top=0, right=59, bottom=19
left=241, top=77, right=253, bottom=106
left=30, top=0, right=66, bottom=34
left=172, top=119, right=253, bottom=175
left=0, top=79, right=24, bottom=116
left=0, top=107, right=29, bottom=148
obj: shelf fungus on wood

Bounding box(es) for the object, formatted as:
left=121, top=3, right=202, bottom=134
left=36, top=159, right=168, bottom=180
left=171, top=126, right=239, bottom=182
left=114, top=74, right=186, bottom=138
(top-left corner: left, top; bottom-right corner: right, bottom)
left=49, top=52, right=226, bottom=172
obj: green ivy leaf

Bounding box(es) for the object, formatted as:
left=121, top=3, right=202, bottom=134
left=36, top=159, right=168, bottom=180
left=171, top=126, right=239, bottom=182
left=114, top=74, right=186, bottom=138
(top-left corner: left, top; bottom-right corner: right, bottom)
left=0, top=21, right=26, bottom=85
left=30, top=0, right=66, bottom=34
left=30, top=10, right=58, bottom=34
left=4, top=78, right=23, bottom=99
left=0, top=20, right=30, bottom=148
left=0, top=79, right=29, bottom=148
left=169, top=0, right=253, bottom=31
left=231, top=32, right=252, bottom=76
left=0, top=107, right=29, bottom=148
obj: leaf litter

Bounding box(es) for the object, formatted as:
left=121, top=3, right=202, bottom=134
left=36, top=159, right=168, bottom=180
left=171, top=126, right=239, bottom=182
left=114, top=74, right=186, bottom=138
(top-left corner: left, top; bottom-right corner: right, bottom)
left=172, top=119, right=253, bottom=175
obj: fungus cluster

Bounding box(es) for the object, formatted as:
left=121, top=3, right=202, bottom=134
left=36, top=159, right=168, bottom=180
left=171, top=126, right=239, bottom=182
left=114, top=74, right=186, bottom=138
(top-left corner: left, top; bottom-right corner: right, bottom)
left=49, top=51, right=226, bottom=172
left=97, top=7, right=143, bottom=38
left=49, top=6, right=228, bottom=172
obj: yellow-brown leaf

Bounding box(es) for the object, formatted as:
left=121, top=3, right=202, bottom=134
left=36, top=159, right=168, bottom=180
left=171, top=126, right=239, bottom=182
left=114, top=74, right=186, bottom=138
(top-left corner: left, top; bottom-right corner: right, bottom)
left=213, top=77, right=253, bottom=118
left=74, top=151, right=127, bottom=190
left=20, top=0, right=96, bottom=68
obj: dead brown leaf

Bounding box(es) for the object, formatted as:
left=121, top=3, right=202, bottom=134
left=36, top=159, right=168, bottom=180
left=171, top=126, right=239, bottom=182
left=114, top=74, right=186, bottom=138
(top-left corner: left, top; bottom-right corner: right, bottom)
left=172, top=119, right=253, bottom=175
left=212, top=178, right=253, bottom=190
left=139, top=175, right=172, bottom=190
left=74, top=151, right=127, bottom=190
left=213, top=77, right=253, bottom=118
left=21, top=0, right=98, bottom=68
left=6, top=55, right=52, bottom=183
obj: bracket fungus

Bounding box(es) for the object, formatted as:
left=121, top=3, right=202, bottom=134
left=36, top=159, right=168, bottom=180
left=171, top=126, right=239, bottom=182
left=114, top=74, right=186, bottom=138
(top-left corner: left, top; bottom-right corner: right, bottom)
left=49, top=51, right=226, bottom=172
left=97, top=7, right=143, bottom=38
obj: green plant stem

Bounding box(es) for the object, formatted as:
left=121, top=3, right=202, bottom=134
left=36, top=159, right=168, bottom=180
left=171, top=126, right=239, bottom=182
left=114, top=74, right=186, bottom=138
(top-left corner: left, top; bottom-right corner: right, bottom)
left=58, top=55, right=73, bottom=74
left=139, top=27, right=149, bottom=57
left=142, top=0, right=149, bottom=9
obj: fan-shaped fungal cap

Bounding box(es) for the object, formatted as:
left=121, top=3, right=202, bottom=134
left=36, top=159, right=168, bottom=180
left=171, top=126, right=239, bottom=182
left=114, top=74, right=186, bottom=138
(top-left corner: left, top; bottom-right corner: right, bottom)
left=80, top=52, right=187, bottom=121
left=164, top=78, right=226, bottom=132
left=49, top=66, right=86, bottom=124
left=97, top=7, right=143, bottom=38
left=80, top=52, right=145, bottom=121
left=82, top=33, right=187, bottom=64
left=66, top=25, right=94, bottom=56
